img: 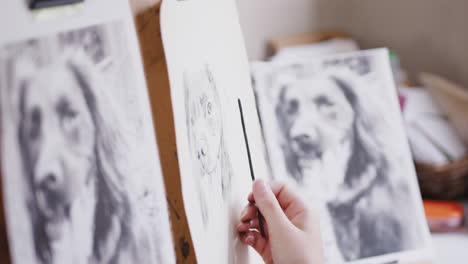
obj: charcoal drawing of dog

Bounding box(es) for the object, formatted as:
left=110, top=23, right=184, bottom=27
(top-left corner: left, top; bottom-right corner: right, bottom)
left=184, top=65, right=233, bottom=228
left=275, top=72, right=415, bottom=261
left=17, top=54, right=152, bottom=264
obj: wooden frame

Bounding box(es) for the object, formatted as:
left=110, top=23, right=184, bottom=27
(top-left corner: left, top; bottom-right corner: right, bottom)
left=135, top=2, right=196, bottom=263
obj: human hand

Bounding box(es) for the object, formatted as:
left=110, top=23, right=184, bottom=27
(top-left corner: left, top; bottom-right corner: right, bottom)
left=237, top=179, right=324, bottom=264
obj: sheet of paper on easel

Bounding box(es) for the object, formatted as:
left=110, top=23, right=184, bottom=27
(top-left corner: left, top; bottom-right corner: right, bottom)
left=160, top=0, right=269, bottom=263
left=252, top=49, right=433, bottom=264
left=0, top=1, right=175, bottom=263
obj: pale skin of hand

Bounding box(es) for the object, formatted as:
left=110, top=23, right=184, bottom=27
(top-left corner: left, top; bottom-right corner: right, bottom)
left=237, top=179, right=325, bottom=264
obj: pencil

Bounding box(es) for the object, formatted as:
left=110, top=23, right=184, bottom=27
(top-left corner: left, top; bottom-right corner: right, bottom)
left=238, top=99, right=266, bottom=238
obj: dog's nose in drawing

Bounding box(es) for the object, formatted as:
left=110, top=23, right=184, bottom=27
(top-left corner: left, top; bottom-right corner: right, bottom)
left=198, top=138, right=208, bottom=158
left=197, top=146, right=207, bottom=160
left=292, top=134, right=322, bottom=158
left=39, top=172, right=60, bottom=192
left=36, top=170, right=66, bottom=219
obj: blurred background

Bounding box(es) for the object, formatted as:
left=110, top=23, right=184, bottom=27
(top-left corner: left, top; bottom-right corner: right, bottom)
left=235, top=1, right=468, bottom=263
left=236, top=0, right=468, bottom=88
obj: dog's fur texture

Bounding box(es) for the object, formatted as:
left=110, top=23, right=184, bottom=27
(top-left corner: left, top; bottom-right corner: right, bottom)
left=17, top=55, right=150, bottom=263
left=184, top=65, right=233, bottom=228
left=275, top=73, right=413, bottom=261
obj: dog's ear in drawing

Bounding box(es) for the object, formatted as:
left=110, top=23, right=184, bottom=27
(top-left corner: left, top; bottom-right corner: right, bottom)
left=275, top=83, right=304, bottom=183
left=183, top=70, right=196, bottom=165
left=204, top=64, right=233, bottom=199
left=327, top=74, right=390, bottom=208
left=64, top=53, right=145, bottom=262
left=17, top=75, right=54, bottom=264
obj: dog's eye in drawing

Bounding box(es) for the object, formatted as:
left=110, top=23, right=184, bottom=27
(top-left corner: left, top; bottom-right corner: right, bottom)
left=57, top=98, right=77, bottom=121
left=314, top=95, right=338, bottom=120
left=57, top=98, right=80, bottom=141
left=314, top=95, right=335, bottom=108
left=28, top=107, right=42, bottom=141
left=285, top=99, right=299, bottom=115
left=206, top=102, right=213, bottom=115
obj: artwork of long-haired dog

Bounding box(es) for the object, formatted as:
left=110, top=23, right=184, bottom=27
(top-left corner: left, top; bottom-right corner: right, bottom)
left=17, top=55, right=146, bottom=263
left=0, top=23, right=174, bottom=264
left=184, top=65, right=233, bottom=227
left=274, top=71, right=420, bottom=261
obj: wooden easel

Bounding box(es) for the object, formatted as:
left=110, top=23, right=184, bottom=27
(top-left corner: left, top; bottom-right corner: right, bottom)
left=134, top=2, right=197, bottom=263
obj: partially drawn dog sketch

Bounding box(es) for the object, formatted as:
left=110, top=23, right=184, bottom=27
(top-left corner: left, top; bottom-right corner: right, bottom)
left=184, top=65, right=233, bottom=228
left=254, top=52, right=425, bottom=262
left=0, top=23, right=174, bottom=264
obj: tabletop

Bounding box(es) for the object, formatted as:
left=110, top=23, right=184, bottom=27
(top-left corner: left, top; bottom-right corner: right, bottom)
left=432, top=230, right=468, bottom=263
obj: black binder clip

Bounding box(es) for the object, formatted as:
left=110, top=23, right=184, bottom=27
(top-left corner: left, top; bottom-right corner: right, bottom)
left=30, top=0, right=84, bottom=10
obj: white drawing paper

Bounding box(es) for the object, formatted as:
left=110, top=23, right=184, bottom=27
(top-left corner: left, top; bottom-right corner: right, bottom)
left=0, top=1, right=175, bottom=263
left=161, top=0, right=269, bottom=263
left=252, top=49, right=432, bottom=264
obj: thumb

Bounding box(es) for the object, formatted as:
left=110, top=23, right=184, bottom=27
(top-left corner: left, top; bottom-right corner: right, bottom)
left=252, top=179, right=290, bottom=231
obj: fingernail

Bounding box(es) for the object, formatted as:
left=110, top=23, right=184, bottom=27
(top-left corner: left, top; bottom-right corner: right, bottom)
left=245, top=234, right=254, bottom=245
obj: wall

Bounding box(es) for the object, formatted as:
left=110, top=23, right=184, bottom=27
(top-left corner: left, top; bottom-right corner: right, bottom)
left=236, top=0, right=468, bottom=87
left=235, top=0, right=320, bottom=59
left=130, top=0, right=158, bottom=14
